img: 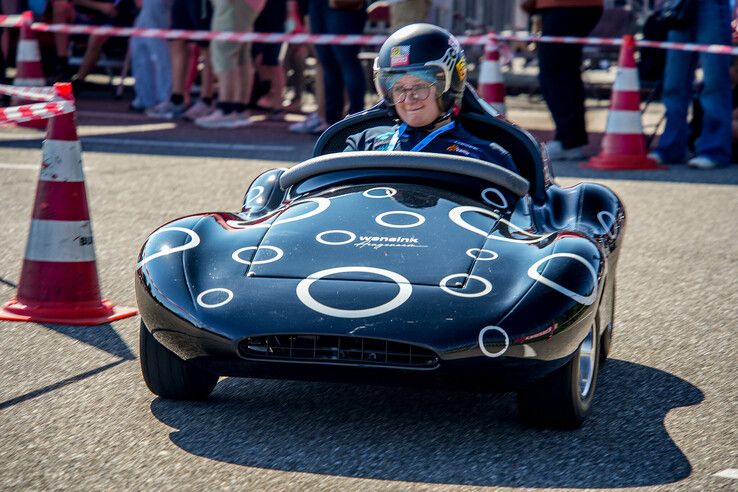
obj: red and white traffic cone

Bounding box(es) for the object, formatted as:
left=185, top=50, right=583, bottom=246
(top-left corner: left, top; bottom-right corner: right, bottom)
left=584, top=35, right=664, bottom=170
left=0, top=83, right=138, bottom=325
left=477, top=38, right=506, bottom=116
left=12, top=11, right=47, bottom=129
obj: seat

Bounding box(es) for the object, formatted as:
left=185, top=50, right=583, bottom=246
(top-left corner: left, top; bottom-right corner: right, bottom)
left=313, top=83, right=549, bottom=203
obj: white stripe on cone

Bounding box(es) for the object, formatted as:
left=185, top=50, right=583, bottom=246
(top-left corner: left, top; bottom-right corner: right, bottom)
left=612, top=67, right=640, bottom=92
left=605, top=110, right=644, bottom=134
left=41, top=140, right=84, bottom=182
left=24, top=220, right=96, bottom=262
left=13, top=77, right=45, bottom=87
left=16, top=40, right=40, bottom=62
left=479, top=61, right=503, bottom=83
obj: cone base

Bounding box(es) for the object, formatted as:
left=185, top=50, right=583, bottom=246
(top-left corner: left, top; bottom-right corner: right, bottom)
left=583, top=153, right=667, bottom=171
left=0, top=298, right=138, bottom=326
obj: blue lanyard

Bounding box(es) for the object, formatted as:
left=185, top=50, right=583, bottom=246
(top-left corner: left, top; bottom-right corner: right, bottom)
left=388, top=120, right=456, bottom=151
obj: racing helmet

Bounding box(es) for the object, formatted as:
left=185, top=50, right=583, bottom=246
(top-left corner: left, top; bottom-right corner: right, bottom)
left=374, top=23, right=467, bottom=119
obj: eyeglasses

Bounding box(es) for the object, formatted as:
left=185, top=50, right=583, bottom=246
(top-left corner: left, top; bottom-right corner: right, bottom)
left=390, top=83, right=434, bottom=103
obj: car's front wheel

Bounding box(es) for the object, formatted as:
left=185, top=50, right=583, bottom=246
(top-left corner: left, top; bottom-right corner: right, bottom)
left=516, top=317, right=600, bottom=429
left=139, top=321, right=219, bottom=400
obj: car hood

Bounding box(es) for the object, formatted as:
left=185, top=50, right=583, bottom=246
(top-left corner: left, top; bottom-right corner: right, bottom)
left=227, top=184, right=503, bottom=287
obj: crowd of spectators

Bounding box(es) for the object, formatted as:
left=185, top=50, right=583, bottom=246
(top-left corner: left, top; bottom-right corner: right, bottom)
left=0, top=1, right=735, bottom=163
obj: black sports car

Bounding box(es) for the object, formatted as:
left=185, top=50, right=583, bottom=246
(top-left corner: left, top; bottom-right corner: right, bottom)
left=136, top=87, right=625, bottom=428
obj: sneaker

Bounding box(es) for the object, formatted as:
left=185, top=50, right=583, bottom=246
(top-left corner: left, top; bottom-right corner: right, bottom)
left=146, top=100, right=187, bottom=120
left=233, top=111, right=254, bottom=127
left=195, top=109, right=247, bottom=129
left=544, top=140, right=586, bottom=161
left=687, top=155, right=727, bottom=170
left=288, top=113, right=325, bottom=134
left=647, top=152, right=664, bottom=165
left=184, top=100, right=213, bottom=121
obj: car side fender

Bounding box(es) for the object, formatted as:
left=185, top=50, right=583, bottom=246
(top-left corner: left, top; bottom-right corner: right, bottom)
left=241, top=168, right=288, bottom=219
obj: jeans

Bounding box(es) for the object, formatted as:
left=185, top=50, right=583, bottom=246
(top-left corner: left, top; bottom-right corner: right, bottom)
left=131, top=0, right=172, bottom=108
left=656, top=0, right=732, bottom=164
left=309, top=0, right=367, bottom=124
left=537, top=7, right=603, bottom=149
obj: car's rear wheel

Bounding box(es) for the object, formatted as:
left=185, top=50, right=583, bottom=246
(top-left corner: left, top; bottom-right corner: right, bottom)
left=139, top=321, right=218, bottom=400
left=517, top=317, right=600, bottom=429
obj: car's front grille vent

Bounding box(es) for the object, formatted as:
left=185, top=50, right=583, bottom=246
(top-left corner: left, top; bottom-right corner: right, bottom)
left=239, top=335, right=439, bottom=368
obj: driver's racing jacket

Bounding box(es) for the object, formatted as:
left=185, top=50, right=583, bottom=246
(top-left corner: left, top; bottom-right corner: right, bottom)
left=344, top=123, right=518, bottom=174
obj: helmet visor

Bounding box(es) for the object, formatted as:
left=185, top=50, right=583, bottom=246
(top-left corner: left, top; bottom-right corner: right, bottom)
left=374, top=64, right=447, bottom=106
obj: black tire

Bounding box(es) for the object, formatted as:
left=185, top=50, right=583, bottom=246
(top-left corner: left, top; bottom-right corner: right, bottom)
left=517, top=319, right=600, bottom=429
left=139, top=321, right=218, bottom=400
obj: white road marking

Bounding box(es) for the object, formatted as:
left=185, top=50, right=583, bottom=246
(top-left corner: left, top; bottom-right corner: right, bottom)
left=82, top=137, right=294, bottom=152
left=714, top=469, right=738, bottom=479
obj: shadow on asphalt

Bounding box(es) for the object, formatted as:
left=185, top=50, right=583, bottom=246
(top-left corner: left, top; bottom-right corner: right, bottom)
left=0, top=359, right=125, bottom=410
left=0, top=323, right=134, bottom=410
left=150, top=359, right=703, bottom=488
left=550, top=160, right=738, bottom=186
left=41, top=323, right=136, bottom=361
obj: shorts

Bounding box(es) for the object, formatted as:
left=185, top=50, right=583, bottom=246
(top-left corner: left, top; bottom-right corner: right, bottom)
left=74, top=0, right=136, bottom=27
left=252, top=0, right=286, bottom=67
left=172, top=0, right=213, bottom=46
left=210, top=0, right=260, bottom=73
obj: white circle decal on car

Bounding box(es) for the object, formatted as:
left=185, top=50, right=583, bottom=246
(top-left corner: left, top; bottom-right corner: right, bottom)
left=448, top=206, right=550, bottom=244
left=375, top=211, right=426, bottom=229
left=466, top=248, right=499, bottom=261
left=597, top=210, right=617, bottom=240
left=439, top=273, right=493, bottom=298
left=478, top=326, right=510, bottom=358
left=316, top=230, right=356, bottom=245
left=363, top=187, right=397, bottom=198
left=274, top=197, right=330, bottom=225
left=232, top=245, right=284, bottom=265
left=137, top=226, right=201, bottom=269
left=481, top=187, right=508, bottom=209
left=245, top=185, right=265, bottom=205
left=296, top=266, right=412, bottom=318
left=197, top=288, right=234, bottom=308
left=527, top=253, right=597, bottom=305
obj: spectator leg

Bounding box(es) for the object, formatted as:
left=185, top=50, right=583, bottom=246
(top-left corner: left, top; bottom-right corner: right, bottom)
left=132, top=37, right=157, bottom=108
left=150, top=38, right=173, bottom=106
left=656, top=28, right=698, bottom=163
left=238, top=59, right=253, bottom=107
left=75, top=34, right=109, bottom=81
left=53, top=0, right=74, bottom=72
left=310, top=0, right=366, bottom=124
left=170, top=39, right=188, bottom=100
left=257, top=63, right=286, bottom=111
left=284, top=44, right=307, bottom=109
left=537, top=7, right=601, bottom=149
left=692, top=0, right=732, bottom=164
left=201, top=49, right=214, bottom=101
left=330, top=44, right=365, bottom=117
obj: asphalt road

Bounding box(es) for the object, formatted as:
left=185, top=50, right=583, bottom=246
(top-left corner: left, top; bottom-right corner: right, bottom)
left=0, top=102, right=737, bottom=491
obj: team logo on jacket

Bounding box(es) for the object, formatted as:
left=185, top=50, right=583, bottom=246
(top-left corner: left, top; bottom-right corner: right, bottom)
left=447, top=143, right=471, bottom=156
left=391, top=46, right=410, bottom=66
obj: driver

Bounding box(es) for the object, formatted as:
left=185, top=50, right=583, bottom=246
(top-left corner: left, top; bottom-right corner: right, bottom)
left=345, top=24, right=517, bottom=174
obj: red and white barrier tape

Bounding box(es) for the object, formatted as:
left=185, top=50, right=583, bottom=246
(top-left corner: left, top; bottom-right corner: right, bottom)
left=0, top=16, right=735, bottom=56
left=0, top=14, right=23, bottom=27
left=0, top=100, right=75, bottom=124
left=0, top=83, right=56, bottom=101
